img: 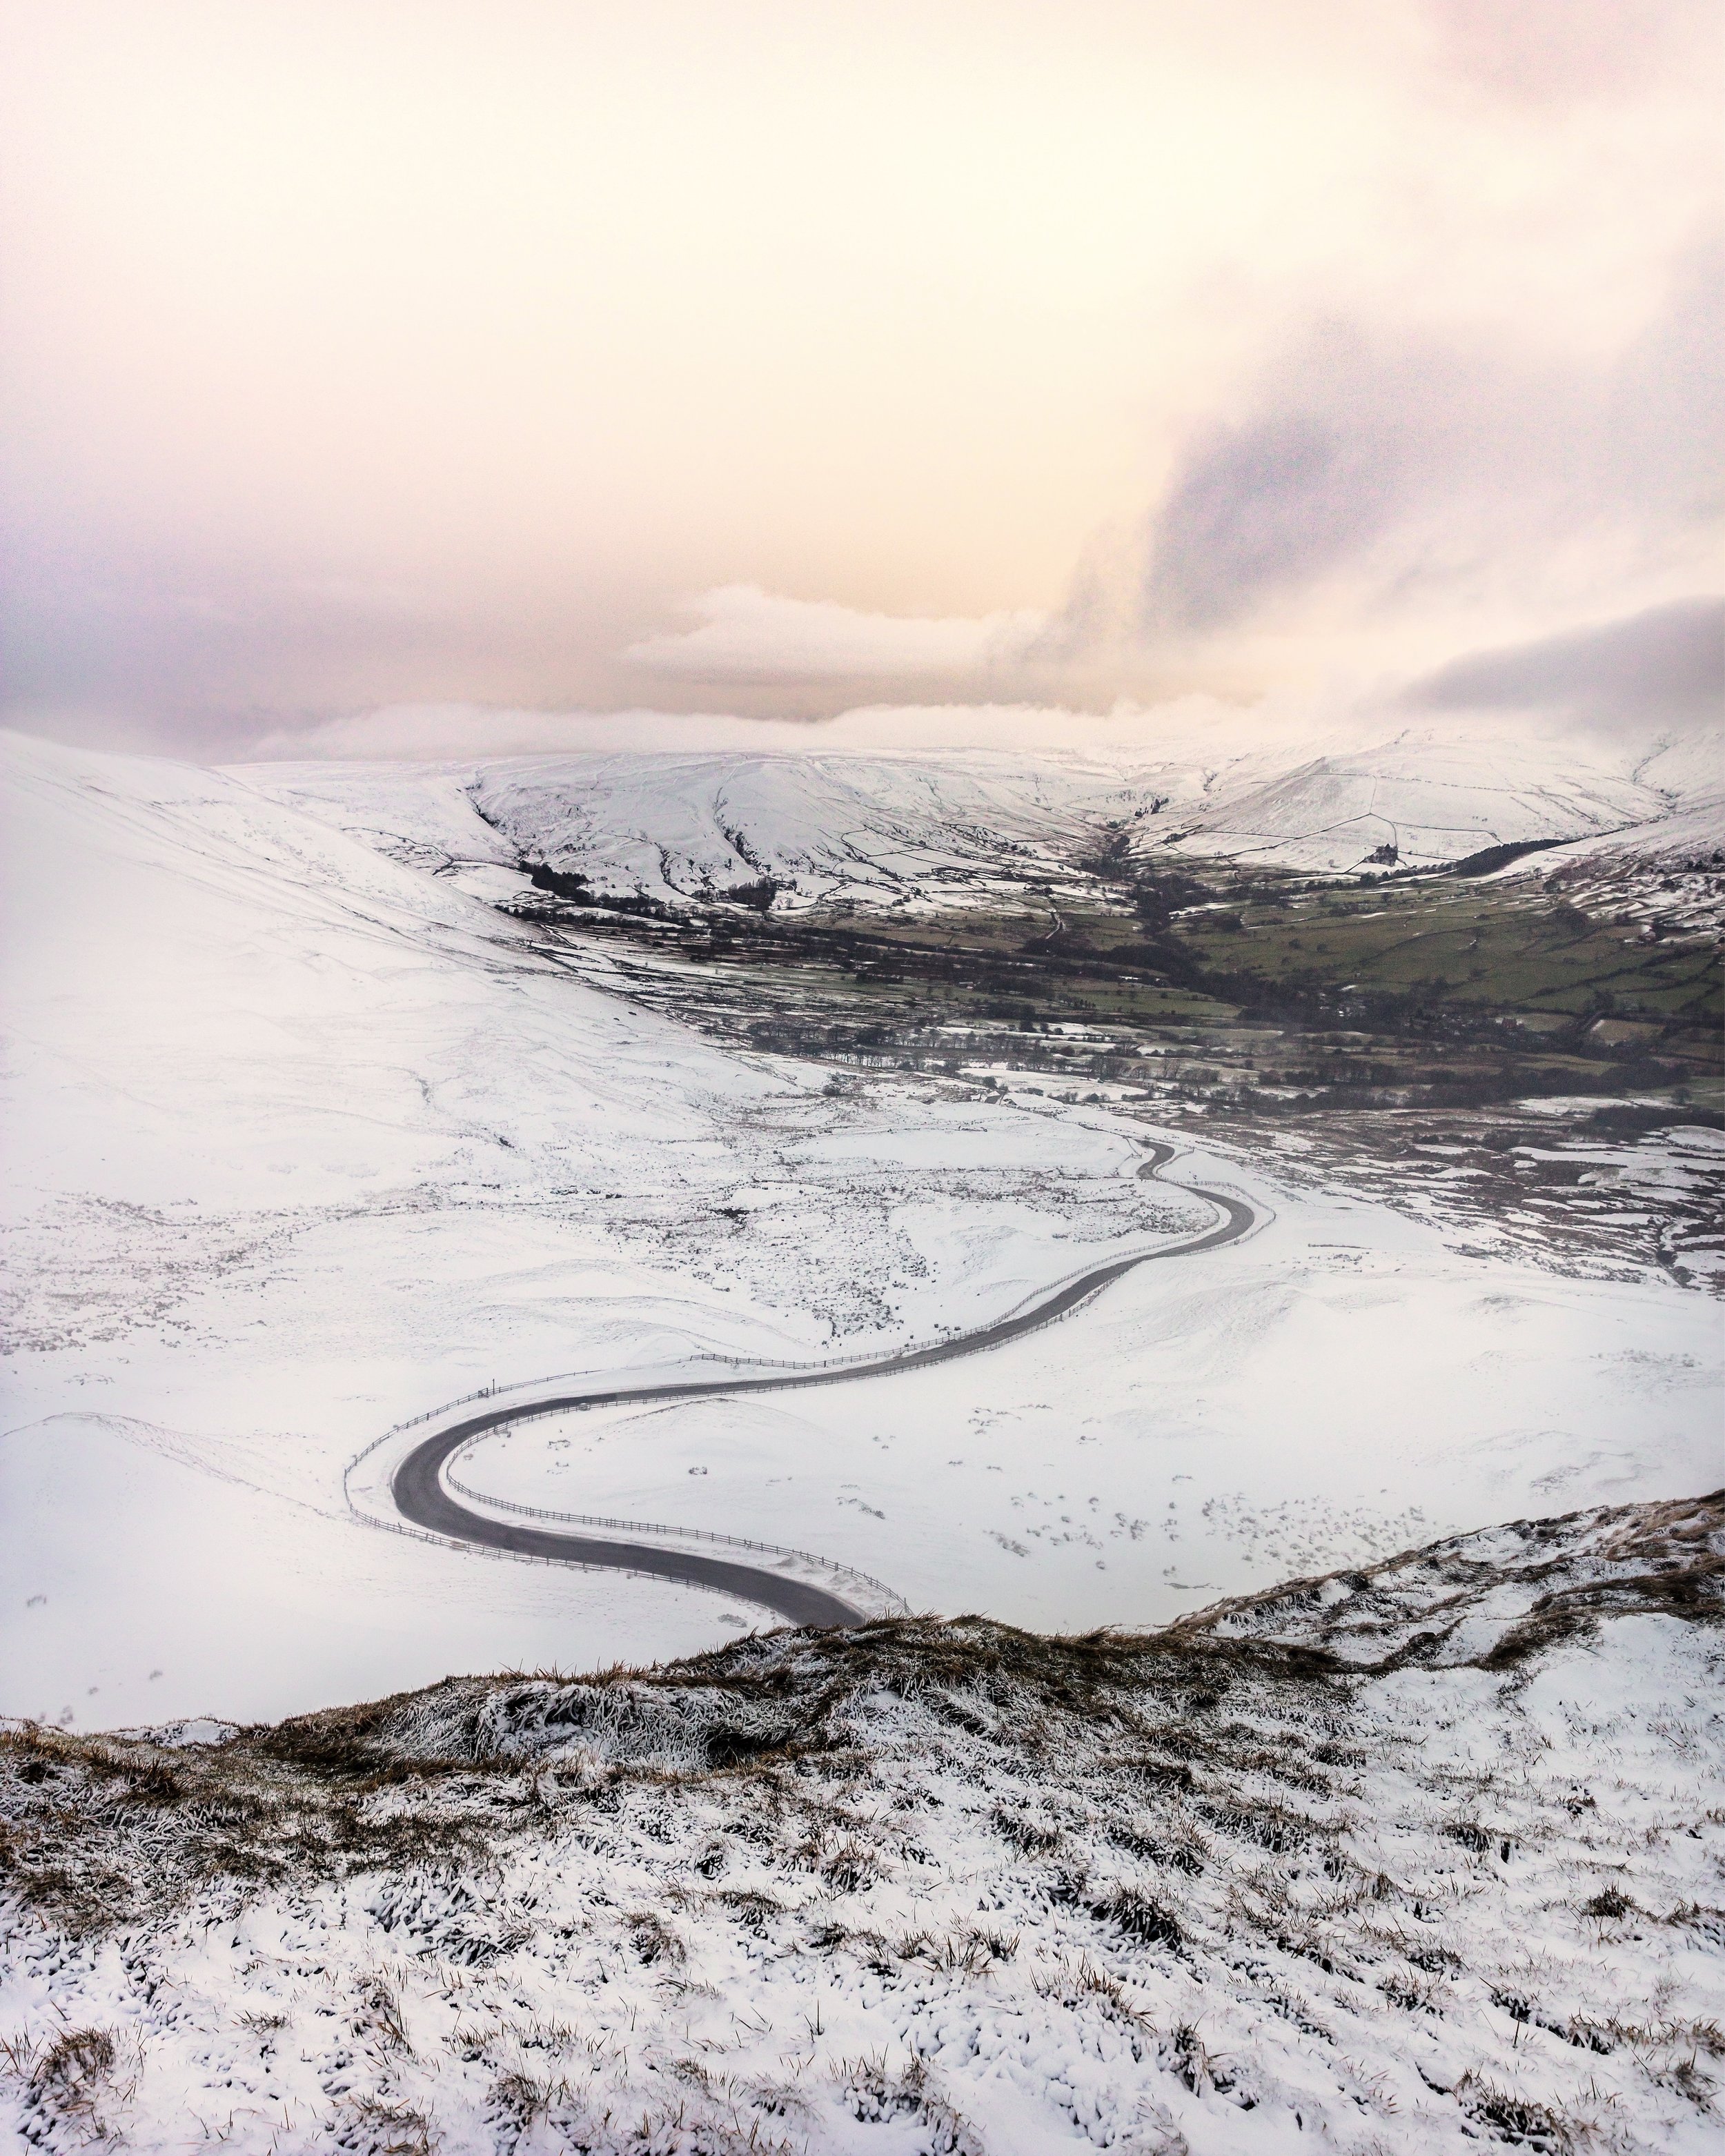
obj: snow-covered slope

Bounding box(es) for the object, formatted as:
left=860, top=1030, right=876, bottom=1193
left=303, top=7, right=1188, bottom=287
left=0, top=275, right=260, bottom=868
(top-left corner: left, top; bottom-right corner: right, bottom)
left=475, top=751, right=1136, bottom=909
left=1512, top=778, right=1725, bottom=933
left=3, top=1492, right=1719, bottom=2153
left=1150, top=735, right=1671, bottom=876
left=251, top=749, right=1152, bottom=913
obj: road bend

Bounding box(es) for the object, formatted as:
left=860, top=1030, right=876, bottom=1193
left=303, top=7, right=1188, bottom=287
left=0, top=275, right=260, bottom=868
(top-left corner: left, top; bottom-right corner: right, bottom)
left=392, top=1141, right=1257, bottom=1627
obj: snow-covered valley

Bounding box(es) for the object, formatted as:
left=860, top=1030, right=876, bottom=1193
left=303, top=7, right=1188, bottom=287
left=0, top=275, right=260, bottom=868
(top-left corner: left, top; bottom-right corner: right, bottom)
left=0, top=734, right=1209, bottom=1722
left=3, top=728, right=1719, bottom=1730
left=1, top=724, right=1720, bottom=2152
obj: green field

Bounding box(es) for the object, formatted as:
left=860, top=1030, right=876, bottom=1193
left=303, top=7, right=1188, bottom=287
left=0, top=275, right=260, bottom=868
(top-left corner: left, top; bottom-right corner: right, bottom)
left=1165, top=880, right=1719, bottom=1027
left=548, top=860, right=1722, bottom=1107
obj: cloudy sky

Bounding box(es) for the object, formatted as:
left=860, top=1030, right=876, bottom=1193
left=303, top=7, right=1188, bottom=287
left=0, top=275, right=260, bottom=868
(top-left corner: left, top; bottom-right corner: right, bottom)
left=1, top=0, right=1719, bottom=757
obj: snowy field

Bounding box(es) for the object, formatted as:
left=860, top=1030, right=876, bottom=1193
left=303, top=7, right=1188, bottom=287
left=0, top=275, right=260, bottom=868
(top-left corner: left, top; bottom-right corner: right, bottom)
left=444, top=1179, right=1715, bottom=1633
left=3, top=730, right=1719, bottom=1743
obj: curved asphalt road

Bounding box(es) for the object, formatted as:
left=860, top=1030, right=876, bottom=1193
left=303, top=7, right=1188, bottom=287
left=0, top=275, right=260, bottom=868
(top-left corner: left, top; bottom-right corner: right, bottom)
left=393, top=1142, right=1257, bottom=1627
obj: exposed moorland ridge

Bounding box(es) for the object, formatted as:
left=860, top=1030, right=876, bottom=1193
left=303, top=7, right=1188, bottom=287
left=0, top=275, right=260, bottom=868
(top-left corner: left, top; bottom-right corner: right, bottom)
left=3, top=1492, right=1720, bottom=2153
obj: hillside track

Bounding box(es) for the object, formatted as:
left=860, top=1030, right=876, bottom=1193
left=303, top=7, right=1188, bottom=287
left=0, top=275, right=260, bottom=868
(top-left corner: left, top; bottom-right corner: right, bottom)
left=393, top=1142, right=1257, bottom=1626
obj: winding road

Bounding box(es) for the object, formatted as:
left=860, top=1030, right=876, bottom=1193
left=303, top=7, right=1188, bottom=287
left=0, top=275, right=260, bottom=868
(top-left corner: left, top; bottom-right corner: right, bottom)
left=392, top=1143, right=1258, bottom=1627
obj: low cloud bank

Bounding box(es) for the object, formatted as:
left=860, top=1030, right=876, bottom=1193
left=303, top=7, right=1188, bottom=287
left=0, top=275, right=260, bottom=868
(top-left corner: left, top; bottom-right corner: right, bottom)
left=1136, top=244, right=1722, bottom=642
left=251, top=692, right=1316, bottom=767
left=253, top=589, right=1721, bottom=771
left=1401, top=597, right=1724, bottom=730
left=623, top=585, right=1048, bottom=684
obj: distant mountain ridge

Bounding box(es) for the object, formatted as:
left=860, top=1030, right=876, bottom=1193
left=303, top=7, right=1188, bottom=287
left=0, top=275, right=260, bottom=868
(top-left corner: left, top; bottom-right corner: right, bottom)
left=246, top=721, right=1722, bottom=912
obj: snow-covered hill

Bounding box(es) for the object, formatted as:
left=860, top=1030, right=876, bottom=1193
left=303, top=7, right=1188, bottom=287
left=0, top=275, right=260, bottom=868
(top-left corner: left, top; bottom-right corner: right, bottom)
left=245, top=724, right=1722, bottom=910
left=1148, top=735, right=1673, bottom=876
left=2, top=1492, right=1719, bottom=2153
left=1517, top=785, right=1725, bottom=934
left=249, top=749, right=1149, bottom=913
left=475, top=751, right=1137, bottom=909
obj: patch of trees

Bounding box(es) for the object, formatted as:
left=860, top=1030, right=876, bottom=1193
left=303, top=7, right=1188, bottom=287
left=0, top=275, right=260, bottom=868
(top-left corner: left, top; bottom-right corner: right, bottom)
left=528, top=860, right=591, bottom=899
left=1446, top=836, right=1570, bottom=879
left=722, top=877, right=781, bottom=913
left=1127, top=869, right=1219, bottom=936
left=1589, top=1102, right=1724, bottom=1135
left=524, top=861, right=676, bottom=920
